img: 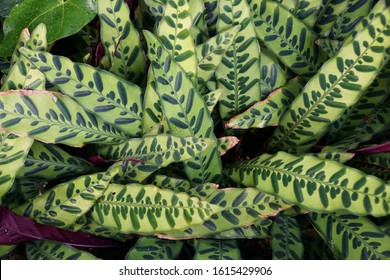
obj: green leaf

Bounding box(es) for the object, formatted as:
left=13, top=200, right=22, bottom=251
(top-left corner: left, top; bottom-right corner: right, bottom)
left=194, top=239, right=241, bottom=260
left=12, top=178, right=47, bottom=202
left=309, top=212, right=390, bottom=260
left=316, top=38, right=343, bottom=57
left=125, top=236, right=184, bottom=260
left=0, top=90, right=128, bottom=146
left=249, top=0, right=327, bottom=79
left=216, top=0, right=262, bottom=120
left=226, top=77, right=305, bottom=129
left=158, top=0, right=197, bottom=81
left=302, top=230, right=337, bottom=259
left=98, top=0, right=146, bottom=84
left=267, top=12, right=390, bottom=153
left=13, top=169, right=119, bottom=228
left=19, top=48, right=144, bottom=137
left=313, top=151, right=355, bottom=164
left=81, top=216, right=131, bottom=242
left=188, top=0, right=209, bottom=45
left=209, top=218, right=272, bottom=239
left=17, top=141, right=98, bottom=180
left=145, top=31, right=222, bottom=184
left=0, top=132, right=34, bottom=199
left=273, top=0, right=322, bottom=28
left=271, top=216, right=303, bottom=260
left=90, top=183, right=220, bottom=234
left=314, top=0, right=349, bottom=37
left=329, top=0, right=373, bottom=41
left=26, top=239, right=100, bottom=260
left=98, top=134, right=213, bottom=163
left=0, top=0, right=96, bottom=56
left=217, top=136, right=239, bottom=156
left=147, top=174, right=192, bottom=192
left=225, top=151, right=390, bottom=217
left=196, top=26, right=240, bottom=93
left=162, top=187, right=291, bottom=238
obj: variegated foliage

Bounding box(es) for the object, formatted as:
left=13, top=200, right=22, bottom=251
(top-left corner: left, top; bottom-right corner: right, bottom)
left=1, top=0, right=390, bottom=261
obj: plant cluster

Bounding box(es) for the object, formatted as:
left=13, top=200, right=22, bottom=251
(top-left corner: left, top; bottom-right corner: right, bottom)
left=0, top=0, right=389, bottom=260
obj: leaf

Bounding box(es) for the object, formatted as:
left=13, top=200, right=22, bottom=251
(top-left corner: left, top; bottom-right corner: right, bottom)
left=12, top=178, right=47, bottom=202
left=274, top=0, right=322, bottom=28
left=17, top=141, right=98, bottom=180
left=226, top=77, right=305, bottom=129
left=145, top=31, right=222, bottom=184
left=271, top=216, right=303, bottom=260
left=209, top=218, right=272, bottom=239
left=309, top=212, right=390, bottom=260
left=0, top=132, right=34, bottom=199
left=19, top=48, right=144, bottom=137
left=0, top=0, right=96, bottom=56
left=259, top=48, right=287, bottom=99
left=0, top=205, right=122, bottom=246
left=194, top=239, right=241, bottom=260
left=147, top=174, right=192, bottom=192
left=98, top=0, right=146, bottom=84
left=26, top=239, right=100, bottom=260
left=249, top=0, right=327, bottom=79
left=90, top=183, right=220, bottom=234
left=329, top=0, right=373, bottom=41
left=97, top=134, right=213, bottom=163
left=203, top=0, right=219, bottom=35
left=13, top=169, right=119, bottom=228
left=216, top=0, right=262, bottom=120
left=125, top=236, right=184, bottom=260
left=0, top=0, right=23, bottom=18
left=196, top=26, right=240, bottom=93
left=217, top=136, right=239, bottom=156
left=158, top=0, right=197, bottom=81
left=188, top=0, right=209, bottom=45
left=316, top=38, right=343, bottom=57
left=0, top=90, right=128, bottom=146
left=313, top=151, right=355, bottom=164
left=203, top=89, right=222, bottom=113
left=110, top=160, right=160, bottom=184
left=267, top=12, right=390, bottom=153
left=162, top=187, right=291, bottom=238
left=225, top=151, right=390, bottom=217
left=313, top=0, right=349, bottom=36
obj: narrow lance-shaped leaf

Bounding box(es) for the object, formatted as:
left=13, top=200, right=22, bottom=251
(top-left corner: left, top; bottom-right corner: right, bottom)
left=225, top=151, right=390, bottom=217
left=309, top=212, right=390, bottom=260
left=0, top=133, right=34, bottom=199
left=145, top=31, right=222, bottom=184
left=17, top=141, right=98, bottom=180
left=226, top=77, right=305, bottom=129
left=13, top=168, right=119, bottom=228
left=194, top=239, right=242, bottom=260
left=313, top=0, right=349, bottom=36
left=98, top=134, right=213, bottom=164
left=90, top=183, right=221, bottom=234
left=329, top=0, right=373, bottom=41
left=157, top=0, right=197, bottom=82
left=216, top=0, right=262, bottom=120
left=271, top=216, right=303, bottom=260
left=26, top=239, right=100, bottom=260
left=196, top=26, right=240, bottom=93
left=249, top=0, right=327, bottom=79
left=267, top=12, right=390, bottom=153
left=125, top=236, right=184, bottom=260
left=0, top=90, right=128, bottom=146
left=98, top=0, right=146, bottom=84
left=161, top=187, right=291, bottom=239
left=272, top=0, right=322, bottom=28
left=19, top=48, right=144, bottom=137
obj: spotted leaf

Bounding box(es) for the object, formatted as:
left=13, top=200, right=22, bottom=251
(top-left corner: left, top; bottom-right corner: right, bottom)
left=0, top=90, right=128, bottom=146
left=194, top=239, right=241, bottom=260
left=145, top=31, right=222, bottom=184
left=125, top=236, right=184, bottom=260
left=26, top=239, right=100, bottom=260
left=217, top=136, right=239, bottom=156
left=19, top=48, right=144, bottom=137
left=225, top=151, right=390, bottom=217
left=309, top=212, right=390, bottom=260
left=98, top=0, right=146, bottom=84
left=0, top=132, right=34, bottom=199
left=13, top=169, right=119, bottom=228
left=90, top=183, right=220, bottom=234
left=216, top=0, right=262, bottom=120
left=226, top=77, right=305, bottom=129
left=267, top=12, right=390, bottom=153
left=249, top=0, right=327, bottom=79
left=271, top=216, right=303, bottom=260
left=208, top=218, right=272, bottom=239
left=314, top=0, right=349, bottom=36
left=272, top=0, right=322, bottom=27
left=17, top=141, right=98, bottom=180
